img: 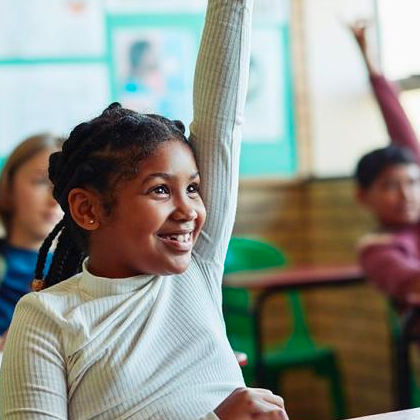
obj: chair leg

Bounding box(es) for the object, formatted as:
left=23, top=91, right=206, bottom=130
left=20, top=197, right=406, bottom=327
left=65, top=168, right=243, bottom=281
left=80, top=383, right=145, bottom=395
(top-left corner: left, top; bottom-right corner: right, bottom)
left=316, top=356, right=346, bottom=420
left=263, top=370, right=281, bottom=394
left=396, top=333, right=411, bottom=409
left=395, top=306, right=420, bottom=409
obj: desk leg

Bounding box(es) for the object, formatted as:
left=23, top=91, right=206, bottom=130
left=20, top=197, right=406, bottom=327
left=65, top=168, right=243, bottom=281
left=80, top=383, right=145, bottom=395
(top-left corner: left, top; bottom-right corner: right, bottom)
left=396, top=307, right=420, bottom=409
left=396, top=326, right=411, bottom=409
left=254, top=290, right=272, bottom=387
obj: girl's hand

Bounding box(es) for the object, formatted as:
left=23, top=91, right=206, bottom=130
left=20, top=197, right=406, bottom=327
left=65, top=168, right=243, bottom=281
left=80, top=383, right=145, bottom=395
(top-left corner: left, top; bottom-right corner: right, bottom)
left=214, top=387, right=289, bottom=420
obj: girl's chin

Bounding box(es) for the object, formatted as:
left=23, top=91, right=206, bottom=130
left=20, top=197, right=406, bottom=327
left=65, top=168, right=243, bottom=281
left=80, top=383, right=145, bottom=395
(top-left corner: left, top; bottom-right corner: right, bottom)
left=162, top=259, right=191, bottom=276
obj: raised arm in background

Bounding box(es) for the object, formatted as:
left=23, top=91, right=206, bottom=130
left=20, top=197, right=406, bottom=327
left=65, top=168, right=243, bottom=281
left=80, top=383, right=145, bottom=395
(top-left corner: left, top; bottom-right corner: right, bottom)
left=349, top=20, right=420, bottom=163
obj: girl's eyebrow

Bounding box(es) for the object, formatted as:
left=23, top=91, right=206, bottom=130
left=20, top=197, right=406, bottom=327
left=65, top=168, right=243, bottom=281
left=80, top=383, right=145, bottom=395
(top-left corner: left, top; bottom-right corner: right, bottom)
left=142, top=172, right=200, bottom=183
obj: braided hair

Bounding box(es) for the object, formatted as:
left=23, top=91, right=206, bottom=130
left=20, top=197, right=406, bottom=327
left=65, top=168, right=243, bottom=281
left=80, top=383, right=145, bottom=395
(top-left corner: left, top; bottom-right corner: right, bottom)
left=33, top=102, right=191, bottom=291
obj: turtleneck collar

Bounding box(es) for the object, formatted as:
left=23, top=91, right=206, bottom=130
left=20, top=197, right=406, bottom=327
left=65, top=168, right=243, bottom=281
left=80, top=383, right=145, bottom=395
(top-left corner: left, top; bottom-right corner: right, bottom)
left=78, top=259, right=158, bottom=298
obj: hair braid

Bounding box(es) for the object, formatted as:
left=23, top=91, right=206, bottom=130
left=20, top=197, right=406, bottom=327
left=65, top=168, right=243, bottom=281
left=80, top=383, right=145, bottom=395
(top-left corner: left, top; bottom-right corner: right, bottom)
left=32, top=218, right=65, bottom=291
left=44, top=225, right=85, bottom=288
left=61, top=244, right=86, bottom=283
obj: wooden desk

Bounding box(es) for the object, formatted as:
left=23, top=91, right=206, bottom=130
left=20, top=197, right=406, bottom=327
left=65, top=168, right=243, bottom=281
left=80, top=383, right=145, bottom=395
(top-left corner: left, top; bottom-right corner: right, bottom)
left=223, top=264, right=365, bottom=384
left=346, top=408, right=420, bottom=420
left=223, top=264, right=364, bottom=290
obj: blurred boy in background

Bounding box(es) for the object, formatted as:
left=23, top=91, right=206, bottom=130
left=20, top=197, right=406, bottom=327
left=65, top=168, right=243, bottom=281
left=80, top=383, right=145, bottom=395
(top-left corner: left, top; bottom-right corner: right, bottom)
left=350, top=21, right=420, bottom=303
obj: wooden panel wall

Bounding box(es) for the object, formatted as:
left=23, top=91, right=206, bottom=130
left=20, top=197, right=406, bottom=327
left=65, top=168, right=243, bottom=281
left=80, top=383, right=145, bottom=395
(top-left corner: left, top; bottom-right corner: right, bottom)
left=234, top=177, right=374, bottom=265
left=232, top=177, right=399, bottom=420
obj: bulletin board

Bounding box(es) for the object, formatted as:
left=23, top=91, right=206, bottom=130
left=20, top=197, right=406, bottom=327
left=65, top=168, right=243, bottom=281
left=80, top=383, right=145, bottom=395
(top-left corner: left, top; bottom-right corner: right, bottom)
left=0, top=0, right=296, bottom=177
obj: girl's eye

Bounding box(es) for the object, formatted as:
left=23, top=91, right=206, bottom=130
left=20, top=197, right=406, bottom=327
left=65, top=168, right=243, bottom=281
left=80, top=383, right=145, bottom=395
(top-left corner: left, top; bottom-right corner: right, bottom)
left=187, top=183, right=200, bottom=195
left=151, top=185, right=169, bottom=195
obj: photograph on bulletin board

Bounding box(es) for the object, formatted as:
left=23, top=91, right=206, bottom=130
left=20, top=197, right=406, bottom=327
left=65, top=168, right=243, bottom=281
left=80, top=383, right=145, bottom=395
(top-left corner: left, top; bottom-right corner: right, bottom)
left=107, top=0, right=295, bottom=178
left=109, top=16, right=200, bottom=129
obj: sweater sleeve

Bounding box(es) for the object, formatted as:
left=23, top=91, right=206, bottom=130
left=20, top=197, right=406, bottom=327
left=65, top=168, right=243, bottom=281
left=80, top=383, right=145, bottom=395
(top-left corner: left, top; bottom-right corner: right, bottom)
left=358, top=237, right=420, bottom=302
left=370, top=74, right=420, bottom=163
left=0, top=295, right=67, bottom=419
left=189, top=0, right=252, bottom=266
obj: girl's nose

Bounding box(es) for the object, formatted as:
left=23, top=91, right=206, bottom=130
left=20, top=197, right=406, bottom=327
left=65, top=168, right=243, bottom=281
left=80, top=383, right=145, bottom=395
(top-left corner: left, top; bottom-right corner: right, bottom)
left=172, top=199, right=198, bottom=221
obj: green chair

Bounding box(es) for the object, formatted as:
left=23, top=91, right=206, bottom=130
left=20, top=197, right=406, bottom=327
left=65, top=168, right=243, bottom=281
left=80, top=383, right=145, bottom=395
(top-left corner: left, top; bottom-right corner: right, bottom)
left=223, top=237, right=347, bottom=419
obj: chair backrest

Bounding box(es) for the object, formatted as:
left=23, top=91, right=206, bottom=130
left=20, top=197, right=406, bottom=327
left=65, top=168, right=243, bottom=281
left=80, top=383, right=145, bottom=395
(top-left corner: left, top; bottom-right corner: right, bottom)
left=224, top=237, right=286, bottom=274
left=223, top=237, right=314, bottom=363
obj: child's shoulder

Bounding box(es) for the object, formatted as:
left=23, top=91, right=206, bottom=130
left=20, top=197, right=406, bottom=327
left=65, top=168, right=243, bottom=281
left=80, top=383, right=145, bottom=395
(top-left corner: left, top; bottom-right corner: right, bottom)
left=17, top=272, right=84, bottom=320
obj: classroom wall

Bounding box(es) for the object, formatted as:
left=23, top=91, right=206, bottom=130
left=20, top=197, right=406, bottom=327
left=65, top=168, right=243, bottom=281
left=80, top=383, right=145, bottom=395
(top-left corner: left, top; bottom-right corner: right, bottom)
left=302, top=0, right=390, bottom=177
left=234, top=177, right=373, bottom=265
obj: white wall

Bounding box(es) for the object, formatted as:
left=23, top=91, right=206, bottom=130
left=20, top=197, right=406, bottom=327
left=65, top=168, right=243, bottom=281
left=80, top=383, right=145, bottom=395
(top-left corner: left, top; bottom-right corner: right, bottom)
left=304, top=0, right=389, bottom=177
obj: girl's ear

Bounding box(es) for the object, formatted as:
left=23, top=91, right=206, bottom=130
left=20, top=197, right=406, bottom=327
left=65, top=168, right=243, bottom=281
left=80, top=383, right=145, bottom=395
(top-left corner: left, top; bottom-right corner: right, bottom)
left=68, top=188, right=102, bottom=231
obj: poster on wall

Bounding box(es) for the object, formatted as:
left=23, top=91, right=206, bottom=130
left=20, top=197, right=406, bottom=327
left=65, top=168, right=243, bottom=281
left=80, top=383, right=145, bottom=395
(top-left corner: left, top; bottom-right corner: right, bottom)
left=243, top=26, right=285, bottom=143
left=0, top=64, right=110, bottom=156
left=0, top=0, right=105, bottom=58
left=106, top=0, right=206, bottom=13
left=111, top=26, right=196, bottom=125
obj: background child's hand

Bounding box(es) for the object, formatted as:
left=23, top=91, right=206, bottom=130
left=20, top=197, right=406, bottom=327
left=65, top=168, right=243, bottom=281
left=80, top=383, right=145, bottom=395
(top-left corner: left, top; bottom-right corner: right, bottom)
left=347, top=18, right=379, bottom=77
left=214, top=387, right=289, bottom=420
left=348, top=19, right=370, bottom=55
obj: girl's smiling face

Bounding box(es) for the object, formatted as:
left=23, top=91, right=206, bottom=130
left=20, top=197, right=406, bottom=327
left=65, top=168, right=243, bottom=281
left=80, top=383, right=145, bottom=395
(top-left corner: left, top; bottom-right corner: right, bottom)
left=85, top=141, right=206, bottom=278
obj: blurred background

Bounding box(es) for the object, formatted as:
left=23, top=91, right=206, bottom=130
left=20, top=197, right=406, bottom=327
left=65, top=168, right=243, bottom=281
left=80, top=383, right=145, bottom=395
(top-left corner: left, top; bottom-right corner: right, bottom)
left=2, top=0, right=420, bottom=177
left=2, top=0, right=420, bottom=419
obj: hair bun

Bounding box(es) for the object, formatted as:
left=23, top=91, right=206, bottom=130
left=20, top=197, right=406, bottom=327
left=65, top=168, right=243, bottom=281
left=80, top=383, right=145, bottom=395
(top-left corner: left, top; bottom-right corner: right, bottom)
left=109, top=102, right=122, bottom=110
left=173, top=120, right=185, bottom=134
left=102, top=102, right=122, bottom=117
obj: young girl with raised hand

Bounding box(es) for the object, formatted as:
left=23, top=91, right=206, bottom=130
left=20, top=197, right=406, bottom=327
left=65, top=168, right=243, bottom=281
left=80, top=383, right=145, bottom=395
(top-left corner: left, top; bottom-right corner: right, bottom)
left=0, top=134, right=63, bottom=348
left=0, top=1, right=288, bottom=419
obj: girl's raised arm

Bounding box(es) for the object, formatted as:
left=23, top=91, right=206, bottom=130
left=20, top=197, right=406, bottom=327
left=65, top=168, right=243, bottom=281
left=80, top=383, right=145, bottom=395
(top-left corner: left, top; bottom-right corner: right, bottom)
left=189, top=0, right=253, bottom=265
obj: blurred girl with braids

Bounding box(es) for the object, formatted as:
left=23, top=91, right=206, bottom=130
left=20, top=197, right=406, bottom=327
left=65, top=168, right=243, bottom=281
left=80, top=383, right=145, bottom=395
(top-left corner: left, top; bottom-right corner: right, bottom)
left=0, top=1, right=288, bottom=419
left=0, top=134, right=63, bottom=350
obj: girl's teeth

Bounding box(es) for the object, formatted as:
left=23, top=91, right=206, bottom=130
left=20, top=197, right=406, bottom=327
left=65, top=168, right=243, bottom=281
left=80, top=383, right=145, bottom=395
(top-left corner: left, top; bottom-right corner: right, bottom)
left=166, top=233, right=191, bottom=242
